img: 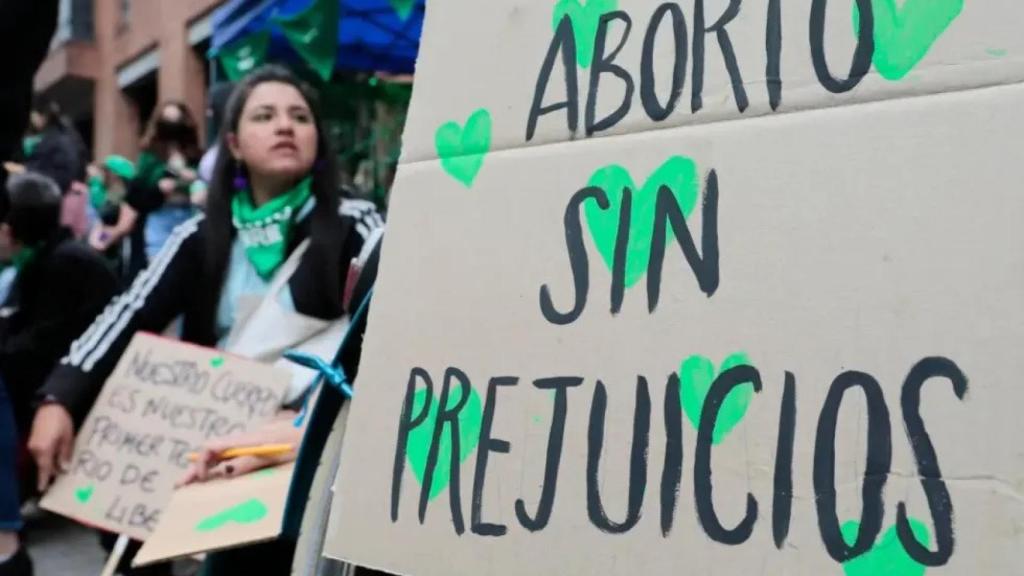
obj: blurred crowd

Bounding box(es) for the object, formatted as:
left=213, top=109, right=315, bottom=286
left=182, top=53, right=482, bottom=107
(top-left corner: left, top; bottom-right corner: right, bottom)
left=0, top=3, right=386, bottom=576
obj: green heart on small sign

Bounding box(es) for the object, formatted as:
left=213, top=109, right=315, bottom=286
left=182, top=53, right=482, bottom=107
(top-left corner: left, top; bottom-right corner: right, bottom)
left=435, top=109, right=492, bottom=188
left=841, top=518, right=930, bottom=576
left=854, top=0, right=964, bottom=80
left=210, top=357, right=225, bottom=368
left=585, top=156, right=700, bottom=288
left=406, top=385, right=483, bottom=501
left=552, top=0, right=619, bottom=68
left=75, top=485, right=95, bottom=504
left=196, top=499, right=268, bottom=533
left=679, top=352, right=754, bottom=445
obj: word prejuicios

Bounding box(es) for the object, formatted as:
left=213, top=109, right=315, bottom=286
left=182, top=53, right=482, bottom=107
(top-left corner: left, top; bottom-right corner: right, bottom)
left=390, top=357, right=967, bottom=568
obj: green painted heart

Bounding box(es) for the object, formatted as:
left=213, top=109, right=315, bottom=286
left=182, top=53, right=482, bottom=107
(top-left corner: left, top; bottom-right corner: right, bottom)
left=435, top=108, right=492, bottom=188
left=195, top=499, right=268, bottom=533
left=552, top=0, right=619, bottom=68
left=679, top=352, right=754, bottom=445
left=841, top=518, right=930, bottom=576
left=75, top=485, right=95, bottom=504
left=406, top=385, right=483, bottom=501
left=854, top=0, right=964, bottom=80
left=210, top=357, right=225, bottom=368
left=585, top=156, right=699, bottom=288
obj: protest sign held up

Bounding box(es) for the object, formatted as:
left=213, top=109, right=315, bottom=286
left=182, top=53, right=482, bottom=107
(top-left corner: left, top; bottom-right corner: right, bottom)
left=328, top=0, right=1024, bottom=574
left=42, top=333, right=290, bottom=541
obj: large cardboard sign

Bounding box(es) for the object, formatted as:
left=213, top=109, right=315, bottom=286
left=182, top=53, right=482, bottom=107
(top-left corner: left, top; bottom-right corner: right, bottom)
left=133, top=463, right=295, bottom=566
left=42, top=333, right=290, bottom=541
left=329, top=1, right=1024, bottom=574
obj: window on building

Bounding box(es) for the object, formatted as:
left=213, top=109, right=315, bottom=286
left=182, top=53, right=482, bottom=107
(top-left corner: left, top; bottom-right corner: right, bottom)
left=53, top=0, right=72, bottom=45
left=52, top=0, right=93, bottom=45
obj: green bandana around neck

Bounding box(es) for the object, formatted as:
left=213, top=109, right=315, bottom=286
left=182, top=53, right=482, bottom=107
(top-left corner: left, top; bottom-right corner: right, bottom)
left=232, top=177, right=313, bottom=280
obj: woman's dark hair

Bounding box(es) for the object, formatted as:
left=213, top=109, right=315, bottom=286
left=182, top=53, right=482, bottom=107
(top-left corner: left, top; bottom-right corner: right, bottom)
left=3, top=172, right=62, bottom=245
left=198, top=65, right=345, bottom=332
left=140, top=101, right=201, bottom=162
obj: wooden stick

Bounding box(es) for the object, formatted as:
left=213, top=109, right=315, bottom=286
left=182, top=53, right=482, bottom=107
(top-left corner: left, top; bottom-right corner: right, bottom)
left=100, top=534, right=130, bottom=576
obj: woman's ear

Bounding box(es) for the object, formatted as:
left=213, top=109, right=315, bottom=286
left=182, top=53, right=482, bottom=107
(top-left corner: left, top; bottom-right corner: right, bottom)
left=226, top=132, right=243, bottom=161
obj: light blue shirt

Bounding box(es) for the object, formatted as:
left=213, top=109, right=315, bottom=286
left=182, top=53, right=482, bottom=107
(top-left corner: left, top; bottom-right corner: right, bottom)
left=216, top=237, right=296, bottom=347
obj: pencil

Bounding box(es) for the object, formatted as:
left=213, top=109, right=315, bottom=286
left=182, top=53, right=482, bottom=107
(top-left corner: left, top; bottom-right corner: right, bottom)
left=186, top=443, right=295, bottom=463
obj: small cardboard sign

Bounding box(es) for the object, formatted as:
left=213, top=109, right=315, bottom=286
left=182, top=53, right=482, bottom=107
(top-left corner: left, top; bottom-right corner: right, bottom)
left=41, top=333, right=290, bottom=541
left=133, top=463, right=295, bottom=566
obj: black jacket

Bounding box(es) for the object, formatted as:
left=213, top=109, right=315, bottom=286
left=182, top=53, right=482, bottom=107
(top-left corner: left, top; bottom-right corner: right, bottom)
left=0, top=233, right=118, bottom=433
left=25, top=126, right=85, bottom=192
left=41, top=198, right=384, bottom=424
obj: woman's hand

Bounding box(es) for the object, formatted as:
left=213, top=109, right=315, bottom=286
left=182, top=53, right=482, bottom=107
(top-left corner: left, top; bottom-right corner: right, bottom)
left=177, top=411, right=303, bottom=487
left=28, top=403, right=75, bottom=492
left=88, top=226, right=113, bottom=252
left=158, top=178, right=178, bottom=196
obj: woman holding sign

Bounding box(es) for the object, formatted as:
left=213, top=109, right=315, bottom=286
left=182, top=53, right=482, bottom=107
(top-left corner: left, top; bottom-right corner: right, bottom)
left=27, top=65, right=383, bottom=575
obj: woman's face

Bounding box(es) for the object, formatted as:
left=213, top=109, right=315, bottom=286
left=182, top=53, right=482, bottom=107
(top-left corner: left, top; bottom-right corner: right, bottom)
left=29, top=111, right=46, bottom=132
left=228, top=81, right=318, bottom=185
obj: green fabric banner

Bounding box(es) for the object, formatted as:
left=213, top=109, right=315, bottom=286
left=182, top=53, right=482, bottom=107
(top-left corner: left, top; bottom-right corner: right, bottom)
left=388, top=0, right=416, bottom=21
left=219, top=30, right=271, bottom=81
left=273, top=0, right=339, bottom=81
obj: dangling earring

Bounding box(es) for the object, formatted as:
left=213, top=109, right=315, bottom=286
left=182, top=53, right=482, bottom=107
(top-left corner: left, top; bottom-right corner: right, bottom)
left=233, top=162, right=248, bottom=191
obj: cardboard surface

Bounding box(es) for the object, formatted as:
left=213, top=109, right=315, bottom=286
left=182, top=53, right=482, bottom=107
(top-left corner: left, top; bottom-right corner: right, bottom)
left=41, top=333, right=290, bottom=541
left=329, top=1, right=1024, bottom=574
left=133, top=463, right=296, bottom=566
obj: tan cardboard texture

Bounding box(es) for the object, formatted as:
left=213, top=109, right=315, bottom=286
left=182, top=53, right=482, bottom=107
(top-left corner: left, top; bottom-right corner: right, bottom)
left=133, top=463, right=295, bottom=566
left=41, top=333, right=290, bottom=541
left=329, top=1, right=1024, bottom=574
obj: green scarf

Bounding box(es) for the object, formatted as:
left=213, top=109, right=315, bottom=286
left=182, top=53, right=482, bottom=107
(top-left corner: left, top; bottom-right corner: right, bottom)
left=12, top=246, right=38, bottom=272
left=88, top=175, right=107, bottom=210
left=22, top=135, right=41, bottom=158
left=232, top=178, right=313, bottom=280
left=136, top=151, right=167, bottom=188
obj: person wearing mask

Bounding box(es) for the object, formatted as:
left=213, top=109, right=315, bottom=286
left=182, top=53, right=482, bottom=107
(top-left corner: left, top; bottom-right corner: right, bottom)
left=27, top=65, right=384, bottom=574
left=92, top=102, right=202, bottom=279
left=0, top=173, right=117, bottom=576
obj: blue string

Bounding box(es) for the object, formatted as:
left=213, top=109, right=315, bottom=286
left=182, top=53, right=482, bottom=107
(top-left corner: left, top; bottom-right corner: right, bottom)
left=284, top=351, right=354, bottom=398
left=284, top=288, right=374, bottom=427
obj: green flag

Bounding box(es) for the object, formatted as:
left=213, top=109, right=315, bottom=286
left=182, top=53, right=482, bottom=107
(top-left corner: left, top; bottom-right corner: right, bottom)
left=388, top=0, right=416, bottom=21
left=218, top=30, right=271, bottom=81
left=273, top=0, right=339, bottom=81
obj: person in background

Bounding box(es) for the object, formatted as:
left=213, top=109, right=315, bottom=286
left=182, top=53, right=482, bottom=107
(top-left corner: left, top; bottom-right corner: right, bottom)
left=92, top=102, right=202, bottom=280
left=28, top=64, right=383, bottom=575
left=0, top=3, right=60, bottom=572
left=22, top=97, right=86, bottom=194
left=87, top=155, right=136, bottom=280
left=194, top=82, right=237, bottom=208
left=0, top=173, right=117, bottom=576
left=22, top=97, right=92, bottom=239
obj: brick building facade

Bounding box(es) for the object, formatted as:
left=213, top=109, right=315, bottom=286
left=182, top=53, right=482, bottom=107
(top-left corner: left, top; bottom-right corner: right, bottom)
left=34, top=0, right=227, bottom=159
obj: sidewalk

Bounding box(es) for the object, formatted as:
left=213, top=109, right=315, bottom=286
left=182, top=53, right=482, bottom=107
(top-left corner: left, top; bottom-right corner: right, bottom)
left=23, top=506, right=105, bottom=575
